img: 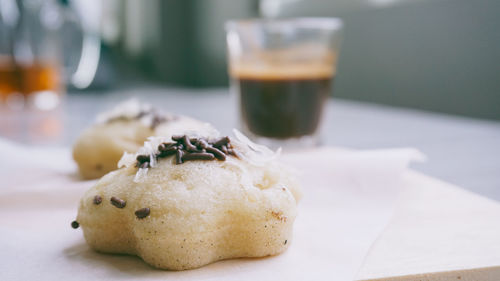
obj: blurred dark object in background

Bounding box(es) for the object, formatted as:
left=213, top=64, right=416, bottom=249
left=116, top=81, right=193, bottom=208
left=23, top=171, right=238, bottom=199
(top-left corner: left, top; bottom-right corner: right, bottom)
left=261, top=0, right=500, bottom=120
left=4, top=0, right=496, bottom=120
left=113, top=0, right=259, bottom=87
left=110, top=0, right=499, bottom=120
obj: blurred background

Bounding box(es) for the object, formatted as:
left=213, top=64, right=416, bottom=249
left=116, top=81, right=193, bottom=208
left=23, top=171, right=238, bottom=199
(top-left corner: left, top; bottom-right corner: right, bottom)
left=1, top=0, right=499, bottom=199
left=1, top=0, right=499, bottom=117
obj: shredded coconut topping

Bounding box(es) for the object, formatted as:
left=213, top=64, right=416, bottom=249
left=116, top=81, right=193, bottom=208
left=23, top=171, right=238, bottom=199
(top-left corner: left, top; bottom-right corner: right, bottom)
left=232, top=129, right=281, bottom=166
left=95, top=98, right=174, bottom=129
left=118, top=130, right=280, bottom=183
left=96, top=99, right=152, bottom=124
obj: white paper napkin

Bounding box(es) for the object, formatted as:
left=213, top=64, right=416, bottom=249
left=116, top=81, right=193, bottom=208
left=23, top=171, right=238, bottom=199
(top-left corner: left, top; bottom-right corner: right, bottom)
left=0, top=140, right=424, bottom=281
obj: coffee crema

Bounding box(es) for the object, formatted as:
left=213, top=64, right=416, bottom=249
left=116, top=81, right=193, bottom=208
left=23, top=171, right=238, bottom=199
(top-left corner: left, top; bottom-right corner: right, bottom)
left=231, top=65, right=333, bottom=139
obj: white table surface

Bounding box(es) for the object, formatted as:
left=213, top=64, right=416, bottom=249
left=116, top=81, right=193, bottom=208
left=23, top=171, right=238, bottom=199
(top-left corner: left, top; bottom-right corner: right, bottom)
left=2, top=86, right=499, bottom=201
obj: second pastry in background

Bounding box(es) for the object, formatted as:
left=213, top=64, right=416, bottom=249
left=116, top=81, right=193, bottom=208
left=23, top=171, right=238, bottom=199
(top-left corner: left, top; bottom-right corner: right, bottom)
left=73, top=99, right=216, bottom=179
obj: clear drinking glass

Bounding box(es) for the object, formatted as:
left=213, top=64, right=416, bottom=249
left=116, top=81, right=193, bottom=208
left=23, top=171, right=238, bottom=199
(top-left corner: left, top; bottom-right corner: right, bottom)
left=226, top=18, right=343, bottom=149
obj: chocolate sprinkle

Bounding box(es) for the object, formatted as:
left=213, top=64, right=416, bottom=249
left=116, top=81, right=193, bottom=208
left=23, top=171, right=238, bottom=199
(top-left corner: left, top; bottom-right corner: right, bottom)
left=71, top=220, right=79, bottom=229
left=176, top=149, right=184, bottom=164
left=227, top=148, right=239, bottom=158
left=205, top=146, right=226, bottom=160
left=171, top=135, right=183, bottom=141
left=158, top=146, right=177, bottom=157
left=220, top=145, right=229, bottom=154
left=213, top=136, right=230, bottom=148
left=136, top=154, right=150, bottom=163
left=157, top=143, right=166, bottom=151
left=110, top=196, right=126, bottom=208
left=158, top=142, right=175, bottom=151
left=135, top=135, right=238, bottom=168
left=182, top=152, right=215, bottom=161
left=93, top=195, right=102, bottom=205
left=182, top=135, right=198, bottom=152
left=150, top=115, right=166, bottom=130
left=195, top=139, right=208, bottom=149
left=136, top=111, right=148, bottom=119
left=135, top=207, right=150, bottom=219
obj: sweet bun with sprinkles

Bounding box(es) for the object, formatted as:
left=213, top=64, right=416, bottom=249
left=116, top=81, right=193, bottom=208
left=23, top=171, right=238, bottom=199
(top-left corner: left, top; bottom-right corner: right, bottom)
left=72, top=99, right=215, bottom=179
left=73, top=130, right=301, bottom=270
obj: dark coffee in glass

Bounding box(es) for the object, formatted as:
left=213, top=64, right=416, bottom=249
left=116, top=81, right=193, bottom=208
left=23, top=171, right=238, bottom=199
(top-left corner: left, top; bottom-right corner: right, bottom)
left=233, top=69, right=333, bottom=139
left=226, top=18, right=343, bottom=148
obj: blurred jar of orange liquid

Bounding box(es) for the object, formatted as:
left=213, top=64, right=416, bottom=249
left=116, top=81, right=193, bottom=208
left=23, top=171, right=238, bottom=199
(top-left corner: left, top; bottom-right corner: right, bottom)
left=0, top=57, right=62, bottom=110
left=0, top=0, right=66, bottom=110
left=0, top=0, right=100, bottom=145
left=0, top=0, right=98, bottom=111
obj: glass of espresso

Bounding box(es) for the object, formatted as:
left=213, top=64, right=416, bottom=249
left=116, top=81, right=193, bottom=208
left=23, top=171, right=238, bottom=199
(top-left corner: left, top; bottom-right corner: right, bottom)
left=226, top=18, right=343, bottom=149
